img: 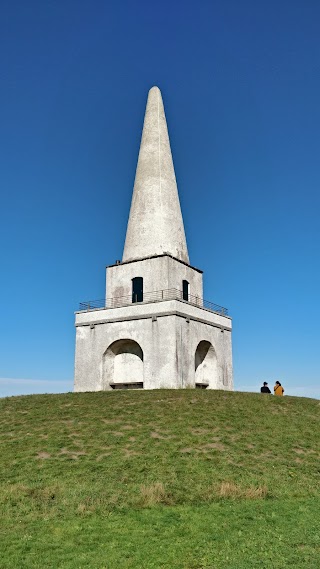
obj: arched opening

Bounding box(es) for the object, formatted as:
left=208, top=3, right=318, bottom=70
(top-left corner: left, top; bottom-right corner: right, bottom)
left=132, top=277, right=143, bottom=303
left=195, top=340, right=217, bottom=389
left=104, top=339, right=144, bottom=389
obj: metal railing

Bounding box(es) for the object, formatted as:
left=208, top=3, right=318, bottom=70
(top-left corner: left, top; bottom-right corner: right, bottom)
left=78, top=288, right=228, bottom=316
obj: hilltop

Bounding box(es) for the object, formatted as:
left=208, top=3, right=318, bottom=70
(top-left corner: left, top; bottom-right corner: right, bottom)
left=1, top=389, right=319, bottom=568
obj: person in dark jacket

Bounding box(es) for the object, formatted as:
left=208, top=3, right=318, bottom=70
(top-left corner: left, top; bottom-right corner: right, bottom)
left=260, top=381, right=271, bottom=394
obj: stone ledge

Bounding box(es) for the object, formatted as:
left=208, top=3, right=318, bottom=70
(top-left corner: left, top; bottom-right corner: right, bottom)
left=75, top=309, right=232, bottom=332
left=107, top=253, right=203, bottom=274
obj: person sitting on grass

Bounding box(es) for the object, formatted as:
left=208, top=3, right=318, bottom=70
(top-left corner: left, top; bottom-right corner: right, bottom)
left=260, top=381, right=271, bottom=394
left=274, top=381, right=285, bottom=396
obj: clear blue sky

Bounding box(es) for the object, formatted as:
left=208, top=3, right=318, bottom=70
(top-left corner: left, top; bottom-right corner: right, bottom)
left=0, top=0, right=319, bottom=399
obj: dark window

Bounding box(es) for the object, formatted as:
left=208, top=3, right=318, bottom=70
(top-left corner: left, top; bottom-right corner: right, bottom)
left=182, top=280, right=189, bottom=301
left=132, top=277, right=143, bottom=303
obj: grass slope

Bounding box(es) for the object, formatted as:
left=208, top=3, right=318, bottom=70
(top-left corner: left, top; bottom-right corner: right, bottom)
left=1, top=390, right=319, bottom=568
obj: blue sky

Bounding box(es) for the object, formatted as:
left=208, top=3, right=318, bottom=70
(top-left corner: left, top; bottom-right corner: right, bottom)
left=0, top=0, right=319, bottom=399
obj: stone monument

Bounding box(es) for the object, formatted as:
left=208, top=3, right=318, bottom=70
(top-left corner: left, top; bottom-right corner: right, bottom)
left=74, top=86, right=233, bottom=391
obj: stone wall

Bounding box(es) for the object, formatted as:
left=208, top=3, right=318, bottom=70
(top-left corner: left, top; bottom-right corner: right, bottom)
left=74, top=299, right=233, bottom=392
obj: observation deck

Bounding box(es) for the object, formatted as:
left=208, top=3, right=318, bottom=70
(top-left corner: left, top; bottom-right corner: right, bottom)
left=77, top=288, right=228, bottom=317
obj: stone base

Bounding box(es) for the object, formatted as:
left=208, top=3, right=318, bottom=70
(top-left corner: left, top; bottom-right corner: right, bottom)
left=74, top=299, right=233, bottom=392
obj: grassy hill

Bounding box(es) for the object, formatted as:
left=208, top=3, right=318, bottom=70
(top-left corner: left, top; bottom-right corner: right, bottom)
left=1, top=389, right=319, bottom=568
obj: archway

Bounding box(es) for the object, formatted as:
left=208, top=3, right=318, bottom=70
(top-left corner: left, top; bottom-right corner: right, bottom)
left=104, top=339, right=144, bottom=389
left=195, top=341, right=217, bottom=388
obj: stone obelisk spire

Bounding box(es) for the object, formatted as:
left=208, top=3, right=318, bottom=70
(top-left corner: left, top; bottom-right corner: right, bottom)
left=122, top=86, right=189, bottom=264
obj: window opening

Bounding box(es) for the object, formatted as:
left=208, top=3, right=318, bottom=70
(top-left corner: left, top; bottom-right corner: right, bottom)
left=132, top=277, right=143, bottom=303
left=182, top=280, right=189, bottom=301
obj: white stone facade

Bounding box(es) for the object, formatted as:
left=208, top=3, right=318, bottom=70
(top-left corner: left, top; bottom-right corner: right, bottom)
left=74, top=86, right=233, bottom=392
left=123, top=87, right=189, bottom=264
left=74, top=297, right=233, bottom=391
left=106, top=254, right=203, bottom=303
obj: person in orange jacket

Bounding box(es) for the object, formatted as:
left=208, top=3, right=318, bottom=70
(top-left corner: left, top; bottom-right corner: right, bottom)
left=274, top=381, right=284, bottom=396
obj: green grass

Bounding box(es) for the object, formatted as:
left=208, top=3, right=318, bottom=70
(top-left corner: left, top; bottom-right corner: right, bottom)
left=1, top=389, right=319, bottom=568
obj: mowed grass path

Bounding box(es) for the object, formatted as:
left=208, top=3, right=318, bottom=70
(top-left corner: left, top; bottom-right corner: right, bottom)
left=1, top=390, right=319, bottom=568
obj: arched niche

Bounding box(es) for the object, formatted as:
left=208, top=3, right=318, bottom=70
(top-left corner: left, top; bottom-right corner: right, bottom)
left=104, top=339, right=144, bottom=389
left=195, top=340, right=217, bottom=389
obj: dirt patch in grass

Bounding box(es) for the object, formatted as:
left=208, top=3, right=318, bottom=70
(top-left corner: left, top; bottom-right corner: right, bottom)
left=227, top=459, right=244, bottom=467
left=271, top=407, right=289, bottom=415
left=139, top=482, right=172, bottom=507
left=96, top=452, right=112, bottom=461
left=59, top=448, right=87, bottom=459
left=226, top=433, right=241, bottom=442
left=150, top=432, right=169, bottom=440
left=219, top=481, right=268, bottom=499
left=123, top=448, right=140, bottom=458
left=77, top=503, right=91, bottom=514
left=203, top=442, right=225, bottom=451
left=36, top=452, right=51, bottom=459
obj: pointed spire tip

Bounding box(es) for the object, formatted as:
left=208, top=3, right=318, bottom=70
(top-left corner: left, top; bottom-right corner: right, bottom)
left=149, top=85, right=161, bottom=94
